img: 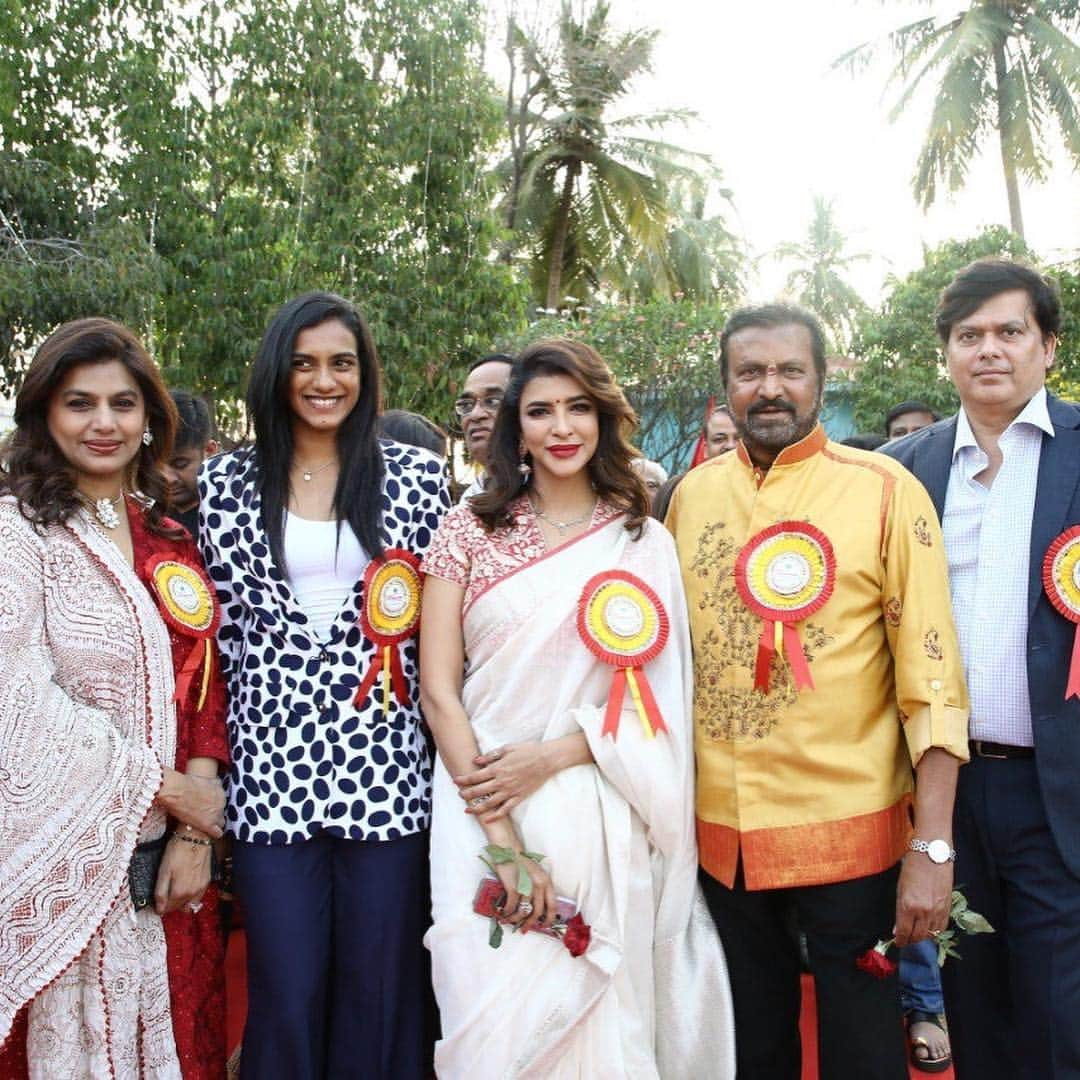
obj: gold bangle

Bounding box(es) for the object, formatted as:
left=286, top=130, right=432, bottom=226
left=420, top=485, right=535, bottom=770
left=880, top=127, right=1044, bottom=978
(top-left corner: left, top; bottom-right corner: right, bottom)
left=171, top=831, right=214, bottom=848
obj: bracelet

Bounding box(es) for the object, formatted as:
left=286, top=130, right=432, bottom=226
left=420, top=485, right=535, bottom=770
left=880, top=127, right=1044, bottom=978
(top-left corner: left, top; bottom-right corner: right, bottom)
left=170, top=831, right=214, bottom=848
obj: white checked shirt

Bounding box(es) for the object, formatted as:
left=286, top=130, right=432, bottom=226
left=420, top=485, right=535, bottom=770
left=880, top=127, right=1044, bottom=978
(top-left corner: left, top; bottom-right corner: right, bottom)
left=943, top=387, right=1053, bottom=746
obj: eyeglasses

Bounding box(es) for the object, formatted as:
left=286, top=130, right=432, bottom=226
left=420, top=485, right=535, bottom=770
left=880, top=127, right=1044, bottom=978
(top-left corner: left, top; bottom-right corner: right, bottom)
left=453, top=393, right=504, bottom=418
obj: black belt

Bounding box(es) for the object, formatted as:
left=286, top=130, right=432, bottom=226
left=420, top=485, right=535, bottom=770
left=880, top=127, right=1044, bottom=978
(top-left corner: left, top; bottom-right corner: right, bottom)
left=969, top=739, right=1034, bottom=760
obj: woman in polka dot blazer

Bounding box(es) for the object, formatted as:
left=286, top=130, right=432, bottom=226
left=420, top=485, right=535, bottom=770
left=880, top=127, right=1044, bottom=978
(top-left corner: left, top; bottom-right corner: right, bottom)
left=198, top=292, right=450, bottom=1079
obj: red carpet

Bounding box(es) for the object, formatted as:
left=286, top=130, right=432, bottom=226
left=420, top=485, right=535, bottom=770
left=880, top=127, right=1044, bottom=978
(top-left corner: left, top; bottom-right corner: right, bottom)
left=226, top=935, right=951, bottom=1078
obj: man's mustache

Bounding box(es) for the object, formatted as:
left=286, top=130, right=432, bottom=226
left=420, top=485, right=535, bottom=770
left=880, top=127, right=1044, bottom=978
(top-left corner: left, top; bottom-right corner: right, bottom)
left=747, top=399, right=796, bottom=417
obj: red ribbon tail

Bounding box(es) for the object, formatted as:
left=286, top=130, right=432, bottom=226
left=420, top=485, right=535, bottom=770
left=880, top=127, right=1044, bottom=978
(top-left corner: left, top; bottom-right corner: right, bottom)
left=754, top=621, right=776, bottom=692
left=603, top=669, right=628, bottom=739
left=353, top=653, right=383, bottom=709
left=1067, top=628, right=1080, bottom=700
left=174, top=639, right=205, bottom=705
left=783, top=623, right=814, bottom=690
left=389, top=645, right=409, bottom=707
left=633, top=669, right=667, bottom=735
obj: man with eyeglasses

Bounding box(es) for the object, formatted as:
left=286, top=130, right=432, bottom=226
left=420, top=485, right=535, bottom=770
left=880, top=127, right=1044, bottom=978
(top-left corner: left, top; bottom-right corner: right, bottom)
left=666, top=303, right=969, bottom=1079
left=453, top=353, right=514, bottom=503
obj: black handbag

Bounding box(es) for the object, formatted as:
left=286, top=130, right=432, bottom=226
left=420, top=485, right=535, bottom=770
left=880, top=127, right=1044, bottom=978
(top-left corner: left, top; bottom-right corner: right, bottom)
left=128, top=834, right=168, bottom=910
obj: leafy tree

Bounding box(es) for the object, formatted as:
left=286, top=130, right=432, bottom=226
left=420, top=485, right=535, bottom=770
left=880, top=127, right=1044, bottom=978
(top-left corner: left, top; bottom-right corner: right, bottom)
left=0, top=0, right=527, bottom=424
left=501, top=296, right=730, bottom=470
left=773, top=195, right=869, bottom=352
left=837, top=1, right=1080, bottom=241
left=849, top=226, right=1039, bottom=430
left=501, top=1, right=710, bottom=308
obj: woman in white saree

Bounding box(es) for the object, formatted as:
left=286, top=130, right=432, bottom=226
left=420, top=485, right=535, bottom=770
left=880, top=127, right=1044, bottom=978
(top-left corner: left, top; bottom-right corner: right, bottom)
left=420, top=339, right=734, bottom=1079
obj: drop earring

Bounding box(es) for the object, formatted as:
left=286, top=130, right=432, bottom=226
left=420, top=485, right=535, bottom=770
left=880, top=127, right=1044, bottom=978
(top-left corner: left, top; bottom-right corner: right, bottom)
left=518, top=445, right=532, bottom=484
left=142, top=428, right=153, bottom=446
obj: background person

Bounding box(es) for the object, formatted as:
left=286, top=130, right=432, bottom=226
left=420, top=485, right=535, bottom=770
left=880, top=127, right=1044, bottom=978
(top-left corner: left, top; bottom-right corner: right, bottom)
left=630, top=455, right=668, bottom=497
left=164, top=390, right=220, bottom=536
left=0, top=318, right=228, bottom=1078
left=886, top=400, right=938, bottom=441
left=704, top=403, right=738, bottom=458
left=420, top=339, right=734, bottom=1078
left=378, top=408, right=448, bottom=458
left=454, top=352, right=513, bottom=501
left=198, top=292, right=449, bottom=1079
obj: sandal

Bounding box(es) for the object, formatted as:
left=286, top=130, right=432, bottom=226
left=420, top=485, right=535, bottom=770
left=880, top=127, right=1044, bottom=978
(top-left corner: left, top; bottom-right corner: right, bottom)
left=907, top=1009, right=952, bottom=1074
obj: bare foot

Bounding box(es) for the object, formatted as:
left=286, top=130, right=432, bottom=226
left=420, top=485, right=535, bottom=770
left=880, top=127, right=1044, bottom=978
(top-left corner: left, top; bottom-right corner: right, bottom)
left=908, top=1012, right=951, bottom=1073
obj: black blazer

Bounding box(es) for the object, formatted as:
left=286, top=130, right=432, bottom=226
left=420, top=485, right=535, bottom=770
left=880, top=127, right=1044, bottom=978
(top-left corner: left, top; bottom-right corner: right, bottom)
left=883, top=393, right=1080, bottom=877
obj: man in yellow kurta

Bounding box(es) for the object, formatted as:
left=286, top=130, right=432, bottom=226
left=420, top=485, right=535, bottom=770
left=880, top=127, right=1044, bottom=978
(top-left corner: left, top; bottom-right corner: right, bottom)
left=666, top=304, right=969, bottom=1080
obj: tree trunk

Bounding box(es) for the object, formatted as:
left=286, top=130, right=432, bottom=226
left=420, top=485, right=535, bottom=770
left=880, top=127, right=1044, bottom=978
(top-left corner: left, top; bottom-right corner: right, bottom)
left=993, top=41, right=1025, bottom=242
left=546, top=161, right=578, bottom=309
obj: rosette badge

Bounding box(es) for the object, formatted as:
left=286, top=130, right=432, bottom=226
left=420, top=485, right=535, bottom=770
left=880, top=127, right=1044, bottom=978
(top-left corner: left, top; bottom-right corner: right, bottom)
left=145, top=555, right=221, bottom=711
left=577, top=571, right=669, bottom=740
left=734, top=521, right=835, bottom=693
left=354, top=549, right=423, bottom=714
left=1042, top=525, right=1080, bottom=700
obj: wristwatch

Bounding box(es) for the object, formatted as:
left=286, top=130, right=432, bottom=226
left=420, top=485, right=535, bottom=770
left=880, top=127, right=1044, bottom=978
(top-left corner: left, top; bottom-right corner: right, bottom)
left=908, top=838, right=956, bottom=864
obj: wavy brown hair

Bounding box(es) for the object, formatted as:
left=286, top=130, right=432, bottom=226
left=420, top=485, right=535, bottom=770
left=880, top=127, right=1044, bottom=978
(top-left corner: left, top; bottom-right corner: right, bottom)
left=1, top=317, right=181, bottom=537
left=470, top=338, right=649, bottom=536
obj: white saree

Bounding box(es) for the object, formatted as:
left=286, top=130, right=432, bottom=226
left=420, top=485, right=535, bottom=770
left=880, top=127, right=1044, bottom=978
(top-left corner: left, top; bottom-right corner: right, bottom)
left=425, top=505, right=735, bottom=1079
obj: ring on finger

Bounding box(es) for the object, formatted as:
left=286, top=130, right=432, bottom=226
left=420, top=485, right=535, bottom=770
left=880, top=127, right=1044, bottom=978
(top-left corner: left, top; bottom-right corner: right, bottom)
left=517, top=899, right=534, bottom=917
left=188, top=901, right=203, bottom=914
left=468, top=794, right=493, bottom=809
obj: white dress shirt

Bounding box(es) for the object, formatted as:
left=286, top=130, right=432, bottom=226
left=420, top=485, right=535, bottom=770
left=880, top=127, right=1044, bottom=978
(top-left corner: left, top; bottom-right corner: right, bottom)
left=943, top=387, right=1053, bottom=746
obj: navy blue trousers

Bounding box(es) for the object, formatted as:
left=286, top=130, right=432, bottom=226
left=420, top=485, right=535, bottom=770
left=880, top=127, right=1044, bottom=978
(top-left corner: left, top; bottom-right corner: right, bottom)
left=943, top=756, right=1080, bottom=1080
left=232, top=831, right=432, bottom=1080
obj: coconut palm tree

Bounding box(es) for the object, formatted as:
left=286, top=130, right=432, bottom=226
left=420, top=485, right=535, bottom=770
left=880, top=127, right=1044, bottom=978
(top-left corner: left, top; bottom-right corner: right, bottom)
left=774, top=196, right=869, bottom=352
left=837, top=1, right=1080, bottom=241
left=502, top=1, right=710, bottom=308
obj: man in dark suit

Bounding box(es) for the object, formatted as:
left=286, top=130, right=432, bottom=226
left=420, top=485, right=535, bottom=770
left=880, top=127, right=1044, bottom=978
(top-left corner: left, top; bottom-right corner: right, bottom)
left=885, top=258, right=1080, bottom=1079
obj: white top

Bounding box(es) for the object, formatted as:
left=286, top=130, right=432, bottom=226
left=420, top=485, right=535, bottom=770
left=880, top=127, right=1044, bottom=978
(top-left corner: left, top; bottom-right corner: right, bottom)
left=284, top=513, right=370, bottom=641
left=943, top=387, right=1053, bottom=746
left=458, top=472, right=486, bottom=504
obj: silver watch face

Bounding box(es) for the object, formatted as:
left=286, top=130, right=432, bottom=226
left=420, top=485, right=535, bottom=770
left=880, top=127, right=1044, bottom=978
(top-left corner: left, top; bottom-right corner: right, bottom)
left=926, top=839, right=952, bottom=864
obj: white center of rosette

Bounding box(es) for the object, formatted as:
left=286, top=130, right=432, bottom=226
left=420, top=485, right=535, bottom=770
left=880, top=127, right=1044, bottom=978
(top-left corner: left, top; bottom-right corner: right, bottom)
left=765, top=551, right=811, bottom=597
left=167, top=576, right=201, bottom=615
left=379, top=576, right=410, bottom=619
left=1072, top=560, right=1080, bottom=593
left=604, top=594, right=644, bottom=638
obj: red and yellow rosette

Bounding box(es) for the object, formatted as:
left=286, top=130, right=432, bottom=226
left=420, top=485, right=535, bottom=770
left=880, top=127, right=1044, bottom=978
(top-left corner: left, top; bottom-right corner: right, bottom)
left=734, top=521, right=835, bottom=693
left=577, top=571, right=670, bottom=740
left=145, top=554, right=221, bottom=712
left=354, top=549, right=423, bottom=714
left=1042, top=525, right=1080, bottom=700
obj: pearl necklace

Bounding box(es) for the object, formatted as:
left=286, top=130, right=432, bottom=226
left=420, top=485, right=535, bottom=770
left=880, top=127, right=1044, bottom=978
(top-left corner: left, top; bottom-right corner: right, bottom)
left=529, top=496, right=596, bottom=536
left=295, top=459, right=336, bottom=482
left=80, top=493, right=124, bottom=530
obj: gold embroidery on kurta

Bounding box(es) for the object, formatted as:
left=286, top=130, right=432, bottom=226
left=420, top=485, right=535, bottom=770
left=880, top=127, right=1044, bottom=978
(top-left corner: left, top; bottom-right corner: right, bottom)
left=913, top=516, right=933, bottom=547
left=924, top=628, right=943, bottom=661
left=885, top=597, right=903, bottom=627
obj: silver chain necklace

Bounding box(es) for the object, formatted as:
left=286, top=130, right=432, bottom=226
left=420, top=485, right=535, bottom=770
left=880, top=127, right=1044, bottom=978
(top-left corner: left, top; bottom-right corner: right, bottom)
left=529, top=496, right=596, bottom=536
left=295, top=459, right=336, bottom=482
left=80, top=493, right=123, bottom=530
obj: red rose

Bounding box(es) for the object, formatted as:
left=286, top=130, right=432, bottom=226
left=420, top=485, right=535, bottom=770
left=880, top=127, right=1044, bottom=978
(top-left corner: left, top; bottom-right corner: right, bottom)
left=563, top=913, right=591, bottom=958
left=855, top=945, right=897, bottom=980
left=473, top=878, right=505, bottom=919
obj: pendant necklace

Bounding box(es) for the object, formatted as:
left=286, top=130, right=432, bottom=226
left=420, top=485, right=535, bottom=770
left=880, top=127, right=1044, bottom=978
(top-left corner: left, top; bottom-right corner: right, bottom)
left=80, top=493, right=124, bottom=530
left=530, top=496, right=596, bottom=536
left=296, top=459, right=336, bottom=482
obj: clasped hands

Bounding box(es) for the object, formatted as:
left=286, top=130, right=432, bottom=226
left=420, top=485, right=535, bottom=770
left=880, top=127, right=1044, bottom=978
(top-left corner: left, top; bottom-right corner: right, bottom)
left=454, top=742, right=553, bottom=824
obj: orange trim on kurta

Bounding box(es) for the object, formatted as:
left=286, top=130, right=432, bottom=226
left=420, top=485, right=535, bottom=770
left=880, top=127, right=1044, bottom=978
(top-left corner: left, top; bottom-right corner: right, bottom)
left=698, top=795, right=914, bottom=891
left=735, top=423, right=827, bottom=472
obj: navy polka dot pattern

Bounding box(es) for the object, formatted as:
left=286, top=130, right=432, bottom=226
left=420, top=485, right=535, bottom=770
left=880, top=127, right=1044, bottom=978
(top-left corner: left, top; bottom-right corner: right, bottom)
left=198, top=441, right=450, bottom=845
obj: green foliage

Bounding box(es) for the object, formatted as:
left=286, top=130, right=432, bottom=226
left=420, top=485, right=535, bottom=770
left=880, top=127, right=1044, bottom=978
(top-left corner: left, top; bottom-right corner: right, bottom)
left=849, top=227, right=1035, bottom=431
left=0, top=0, right=527, bottom=424
left=774, top=195, right=868, bottom=352
left=837, top=2, right=1080, bottom=238
left=1048, top=261, right=1080, bottom=402
left=501, top=295, right=729, bottom=469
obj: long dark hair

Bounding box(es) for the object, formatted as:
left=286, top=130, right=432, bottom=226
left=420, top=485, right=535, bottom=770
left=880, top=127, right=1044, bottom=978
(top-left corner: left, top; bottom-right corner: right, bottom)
left=471, top=338, right=649, bottom=536
left=246, top=291, right=384, bottom=571
left=1, top=317, right=181, bottom=537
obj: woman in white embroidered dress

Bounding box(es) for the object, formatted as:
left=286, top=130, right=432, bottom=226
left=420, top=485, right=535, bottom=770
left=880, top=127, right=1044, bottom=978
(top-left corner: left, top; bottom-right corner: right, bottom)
left=420, top=339, right=735, bottom=1079
left=0, top=319, right=228, bottom=1078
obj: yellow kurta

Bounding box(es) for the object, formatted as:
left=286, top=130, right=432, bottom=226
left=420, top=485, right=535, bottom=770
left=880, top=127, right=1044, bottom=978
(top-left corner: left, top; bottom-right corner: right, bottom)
left=667, top=425, right=969, bottom=891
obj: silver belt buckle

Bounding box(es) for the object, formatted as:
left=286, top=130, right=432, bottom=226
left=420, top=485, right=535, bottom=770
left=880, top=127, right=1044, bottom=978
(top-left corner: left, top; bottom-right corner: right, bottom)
left=972, top=739, right=1009, bottom=760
